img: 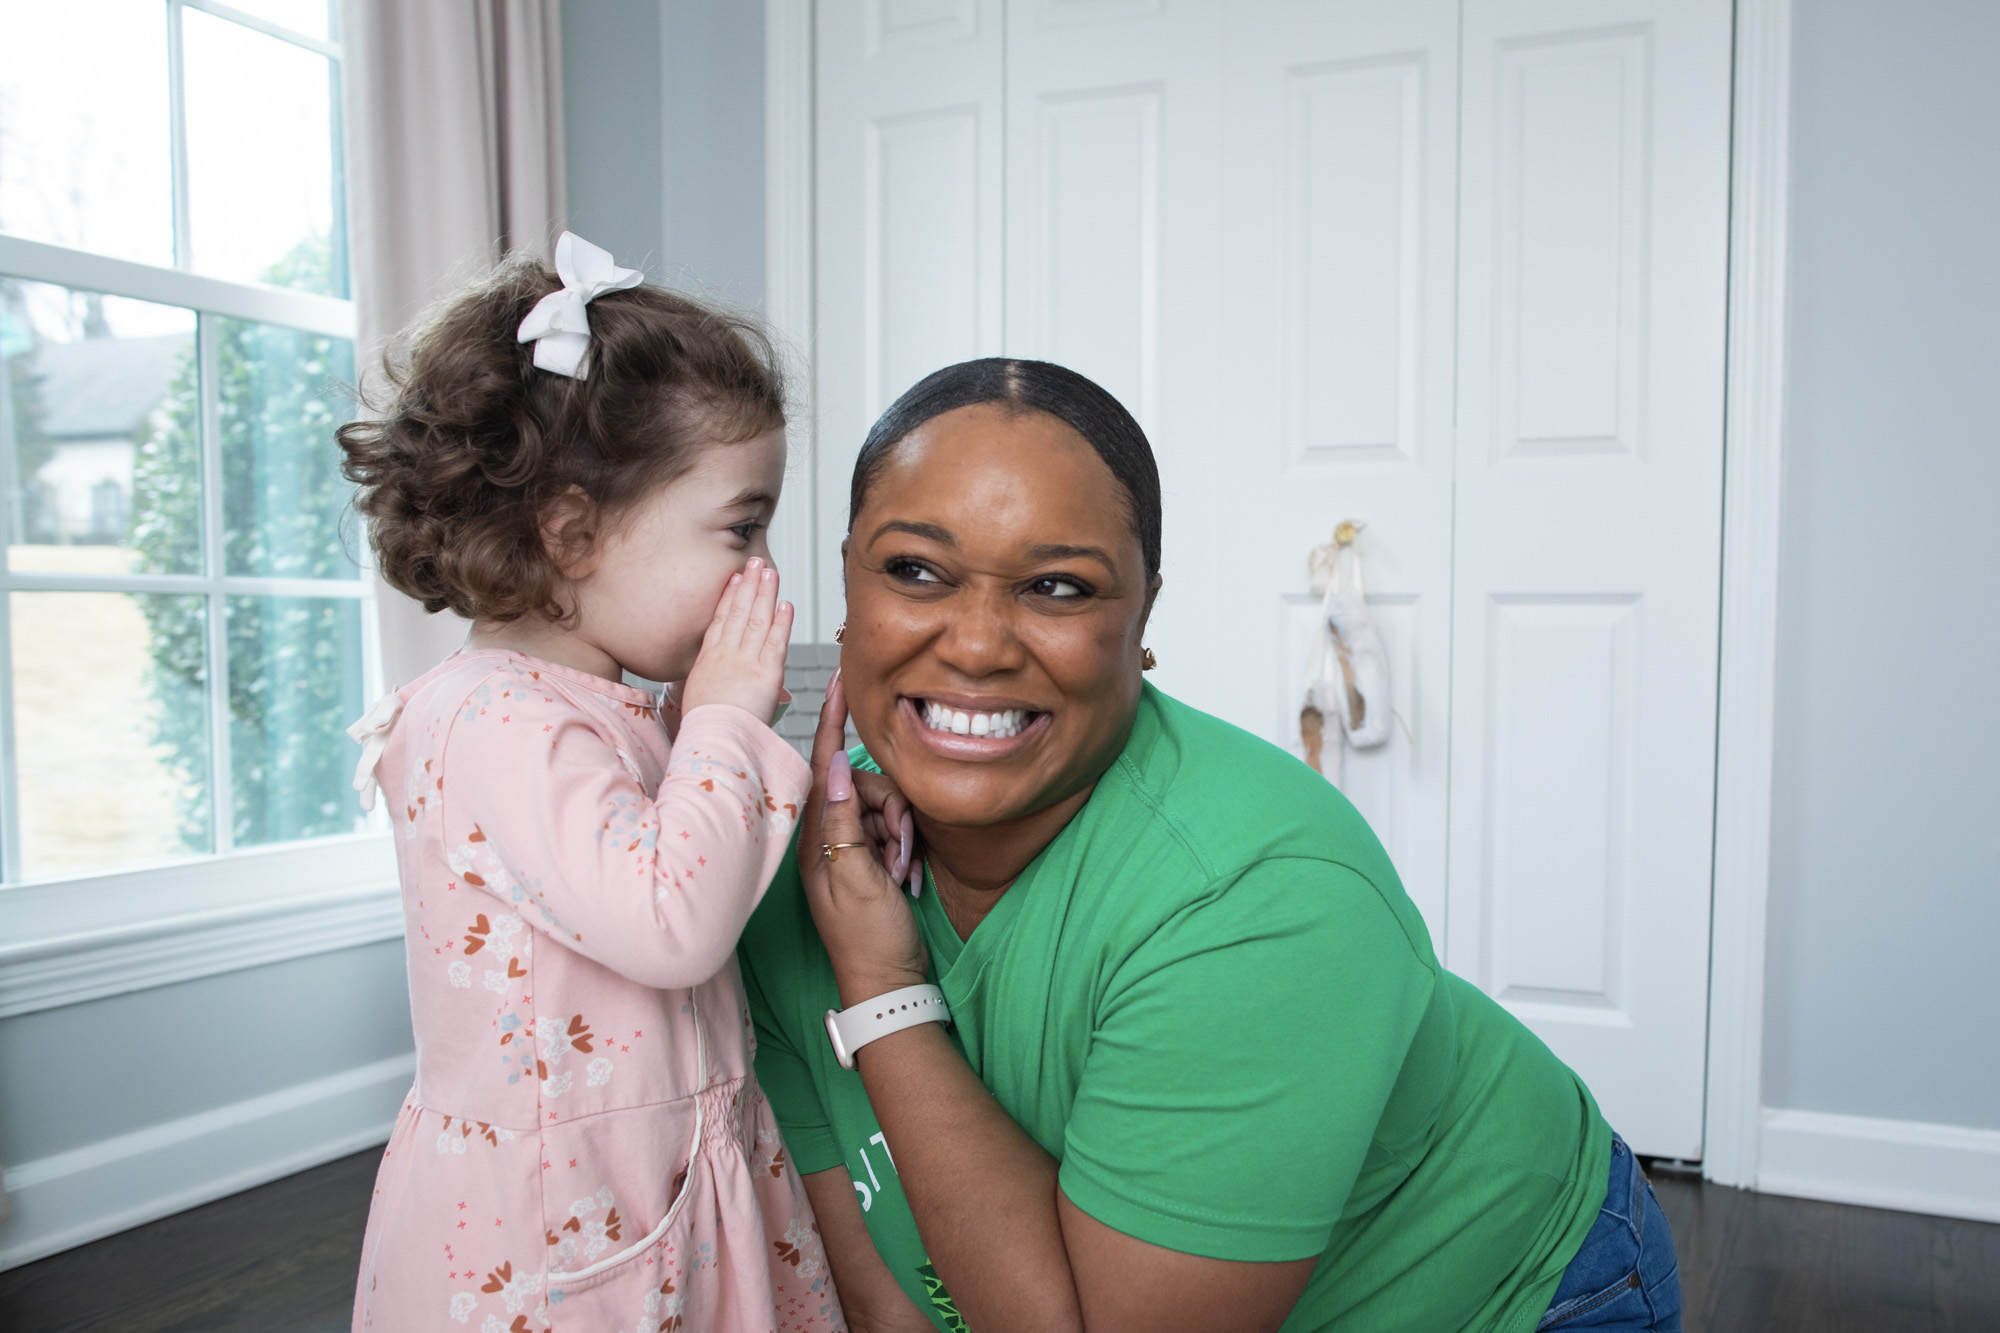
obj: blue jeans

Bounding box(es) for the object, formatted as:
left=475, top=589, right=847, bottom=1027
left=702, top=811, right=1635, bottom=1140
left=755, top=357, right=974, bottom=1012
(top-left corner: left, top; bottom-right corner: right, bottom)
left=1536, top=1133, right=1684, bottom=1331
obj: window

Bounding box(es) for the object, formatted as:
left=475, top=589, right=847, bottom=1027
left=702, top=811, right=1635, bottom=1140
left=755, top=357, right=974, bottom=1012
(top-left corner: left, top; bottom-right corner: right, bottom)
left=0, top=0, right=373, bottom=886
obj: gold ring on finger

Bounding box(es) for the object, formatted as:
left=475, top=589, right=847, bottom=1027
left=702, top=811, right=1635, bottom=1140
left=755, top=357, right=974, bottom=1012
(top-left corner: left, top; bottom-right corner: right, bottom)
left=822, top=842, right=869, bottom=862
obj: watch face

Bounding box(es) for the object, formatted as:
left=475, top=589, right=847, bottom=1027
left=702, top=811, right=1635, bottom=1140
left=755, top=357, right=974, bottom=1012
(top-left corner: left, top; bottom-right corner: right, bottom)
left=824, top=1009, right=853, bottom=1069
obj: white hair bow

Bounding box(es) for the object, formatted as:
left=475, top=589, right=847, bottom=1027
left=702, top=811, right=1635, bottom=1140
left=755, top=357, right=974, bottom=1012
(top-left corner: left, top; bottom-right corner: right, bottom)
left=516, top=231, right=644, bottom=379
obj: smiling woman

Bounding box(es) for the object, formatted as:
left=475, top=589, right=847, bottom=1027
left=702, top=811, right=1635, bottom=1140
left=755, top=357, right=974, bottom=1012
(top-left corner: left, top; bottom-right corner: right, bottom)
left=737, top=358, right=1685, bottom=1333
left=840, top=395, right=1155, bottom=853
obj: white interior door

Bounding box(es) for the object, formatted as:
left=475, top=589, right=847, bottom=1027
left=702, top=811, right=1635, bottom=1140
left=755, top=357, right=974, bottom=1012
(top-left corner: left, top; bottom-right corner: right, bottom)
left=997, top=0, right=1228, bottom=767
left=1207, top=0, right=1461, bottom=937
left=1445, top=0, right=1732, bottom=1158
left=811, top=0, right=1006, bottom=632
left=809, top=0, right=1733, bottom=1159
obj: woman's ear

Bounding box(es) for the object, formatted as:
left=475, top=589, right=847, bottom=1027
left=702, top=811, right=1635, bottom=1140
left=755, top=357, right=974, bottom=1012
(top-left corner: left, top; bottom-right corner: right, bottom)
left=1139, top=573, right=1163, bottom=634
left=538, top=485, right=600, bottom=580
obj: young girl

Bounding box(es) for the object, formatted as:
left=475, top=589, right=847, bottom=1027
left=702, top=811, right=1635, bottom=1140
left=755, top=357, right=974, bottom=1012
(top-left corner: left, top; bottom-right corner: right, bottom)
left=337, top=235, right=842, bottom=1333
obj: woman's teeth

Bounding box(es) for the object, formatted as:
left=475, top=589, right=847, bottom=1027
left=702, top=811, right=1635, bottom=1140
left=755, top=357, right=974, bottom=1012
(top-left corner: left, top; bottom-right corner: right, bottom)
left=921, top=700, right=1030, bottom=739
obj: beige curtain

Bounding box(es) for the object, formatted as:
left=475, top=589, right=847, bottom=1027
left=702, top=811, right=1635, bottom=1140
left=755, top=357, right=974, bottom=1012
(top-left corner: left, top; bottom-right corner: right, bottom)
left=340, top=0, right=567, bottom=690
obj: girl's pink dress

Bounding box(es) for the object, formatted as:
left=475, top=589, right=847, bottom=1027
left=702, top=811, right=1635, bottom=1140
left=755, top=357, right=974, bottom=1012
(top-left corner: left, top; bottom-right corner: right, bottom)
left=351, top=650, right=843, bottom=1333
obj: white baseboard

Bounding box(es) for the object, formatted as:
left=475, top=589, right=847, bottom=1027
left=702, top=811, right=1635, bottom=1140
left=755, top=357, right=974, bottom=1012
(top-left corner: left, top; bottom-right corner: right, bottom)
left=1758, top=1107, right=2000, bottom=1224
left=0, top=1051, right=413, bottom=1271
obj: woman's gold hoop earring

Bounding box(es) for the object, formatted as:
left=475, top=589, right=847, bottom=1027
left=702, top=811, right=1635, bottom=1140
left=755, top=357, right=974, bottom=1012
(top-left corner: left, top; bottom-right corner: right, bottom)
left=834, top=622, right=846, bottom=645
left=1141, top=647, right=1158, bottom=671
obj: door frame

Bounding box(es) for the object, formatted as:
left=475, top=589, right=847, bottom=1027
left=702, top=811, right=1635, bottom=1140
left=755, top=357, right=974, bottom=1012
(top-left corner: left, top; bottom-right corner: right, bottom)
left=1701, top=0, right=1793, bottom=1188
left=761, top=0, right=1796, bottom=1189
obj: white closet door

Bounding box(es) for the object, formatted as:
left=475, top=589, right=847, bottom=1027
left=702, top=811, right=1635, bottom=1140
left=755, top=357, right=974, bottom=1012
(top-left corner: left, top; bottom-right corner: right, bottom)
left=1208, top=0, right=1461, bottom=937
left=999, top=0, right=1227, bottom=723
left=1447, top=0, right=1732, bottom=1158
left=812, top=0, right=1006, bottom=631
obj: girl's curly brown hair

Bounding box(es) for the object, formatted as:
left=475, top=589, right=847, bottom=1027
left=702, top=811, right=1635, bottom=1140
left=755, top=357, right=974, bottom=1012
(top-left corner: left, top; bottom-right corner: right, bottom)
left=338, top=254, right=785, bottom=623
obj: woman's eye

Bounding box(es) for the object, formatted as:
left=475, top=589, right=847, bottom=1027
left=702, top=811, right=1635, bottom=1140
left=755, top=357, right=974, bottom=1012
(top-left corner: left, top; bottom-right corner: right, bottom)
left=1029, top=575, right=1089, bottom=599
left=887, top=559, right=944, bottom=585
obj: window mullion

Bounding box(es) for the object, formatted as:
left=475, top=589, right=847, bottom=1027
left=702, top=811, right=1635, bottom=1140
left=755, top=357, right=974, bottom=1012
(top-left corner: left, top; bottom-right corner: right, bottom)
left=166, top=0, right=194, bottom=270
left=198, top=316, right=232, bottom=855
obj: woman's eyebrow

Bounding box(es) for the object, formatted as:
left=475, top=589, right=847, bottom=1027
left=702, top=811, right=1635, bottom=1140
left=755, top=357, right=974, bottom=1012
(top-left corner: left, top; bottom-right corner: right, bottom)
left=869, top=519, right=956, bottom=546
left=1027, top=543, right=1117, bottom=574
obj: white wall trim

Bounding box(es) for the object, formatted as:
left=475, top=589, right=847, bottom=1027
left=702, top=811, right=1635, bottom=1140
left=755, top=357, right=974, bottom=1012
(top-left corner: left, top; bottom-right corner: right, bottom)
left=1758, top=1108, right=2000, bottom=1225
left=1703, top=0, right=1793, bottom=1188
left=0, top=834, right=400, bottom=1018
left=0, top=1051, right=412, bottom=1270
left=0, top=880, right=402, bottom=1019
left=765, top=0, right=819, bottom=640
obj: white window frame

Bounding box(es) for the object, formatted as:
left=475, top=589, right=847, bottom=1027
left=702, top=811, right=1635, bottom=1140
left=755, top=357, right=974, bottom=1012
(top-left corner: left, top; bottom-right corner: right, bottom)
left=0, top=1, right=397, bottom=1014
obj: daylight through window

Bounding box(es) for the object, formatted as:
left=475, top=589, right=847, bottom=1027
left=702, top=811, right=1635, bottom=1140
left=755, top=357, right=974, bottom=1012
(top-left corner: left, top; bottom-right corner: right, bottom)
left=0, top=0, right=370, bottom=882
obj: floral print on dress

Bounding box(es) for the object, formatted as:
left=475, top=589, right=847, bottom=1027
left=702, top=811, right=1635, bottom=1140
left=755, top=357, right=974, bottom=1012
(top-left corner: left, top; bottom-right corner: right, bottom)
left=345, top=651, right=835, bottom=1333
left=551, top=1186, right=622, bottom=1264
left=626, top=1271, right=686, bottom=1333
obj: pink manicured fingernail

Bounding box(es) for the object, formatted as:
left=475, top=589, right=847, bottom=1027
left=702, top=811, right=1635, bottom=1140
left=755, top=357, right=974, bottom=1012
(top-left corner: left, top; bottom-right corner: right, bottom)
left=908, top=861, right=923, bottom=899
left=898, top=814, right=912, bottom=872
left=827, top=750, right=852, bottom=803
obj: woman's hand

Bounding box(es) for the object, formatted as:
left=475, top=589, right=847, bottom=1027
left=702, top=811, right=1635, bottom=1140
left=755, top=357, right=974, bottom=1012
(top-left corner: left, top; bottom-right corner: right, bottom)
left=801, top=672, right=930, bottom=1007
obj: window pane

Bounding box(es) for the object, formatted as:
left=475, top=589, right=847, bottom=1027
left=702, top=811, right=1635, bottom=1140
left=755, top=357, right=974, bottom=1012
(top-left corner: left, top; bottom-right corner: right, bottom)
left=1, top=278, right=201, bottom=575
left=220, top=0, right=334, bottom=42
left=226, top=594, right=364, bottom=848
left=11, top=591, right=211, bottom=877
left=218, top=318, right=358, bottom=579
left=183, top=8, right=348, bottom=296
left=0, top=0, right=175, bottom=267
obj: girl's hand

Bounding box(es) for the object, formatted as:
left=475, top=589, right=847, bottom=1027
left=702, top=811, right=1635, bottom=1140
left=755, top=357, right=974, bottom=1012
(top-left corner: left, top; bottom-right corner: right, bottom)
left=681, top=558, right=794, bottom=725
left=801, top=672, right=930, bottom=1008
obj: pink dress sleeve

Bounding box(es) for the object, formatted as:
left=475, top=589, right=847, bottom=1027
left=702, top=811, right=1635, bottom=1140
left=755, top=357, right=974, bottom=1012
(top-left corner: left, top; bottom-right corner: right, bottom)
left=439, top=685, right=812, bottom=990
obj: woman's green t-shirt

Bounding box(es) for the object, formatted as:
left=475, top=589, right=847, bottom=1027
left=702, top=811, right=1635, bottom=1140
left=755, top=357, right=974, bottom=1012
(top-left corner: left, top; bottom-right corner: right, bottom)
left=738, top=685, right=1610, bottom=1332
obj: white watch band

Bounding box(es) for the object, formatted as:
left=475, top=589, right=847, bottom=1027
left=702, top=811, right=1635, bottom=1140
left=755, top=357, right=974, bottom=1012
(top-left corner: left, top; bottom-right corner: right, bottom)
left=824, top=984, right=951, bottom=1070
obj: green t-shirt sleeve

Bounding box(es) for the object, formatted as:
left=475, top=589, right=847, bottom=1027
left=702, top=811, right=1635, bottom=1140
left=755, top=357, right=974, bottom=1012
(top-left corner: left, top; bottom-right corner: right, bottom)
left=1057, top=857, right=1436, bottom=1263
left=740, top=849, right=846, bottom=1178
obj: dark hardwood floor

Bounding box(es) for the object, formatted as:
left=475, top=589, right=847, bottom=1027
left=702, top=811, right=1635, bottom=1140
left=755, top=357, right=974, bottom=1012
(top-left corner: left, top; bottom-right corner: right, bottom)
left=0, top=1151, right=376, bottom=1333
left=0, top=1151, right=1995, bottom=1331
left=1648, top=1167, right=2000, bottom=1332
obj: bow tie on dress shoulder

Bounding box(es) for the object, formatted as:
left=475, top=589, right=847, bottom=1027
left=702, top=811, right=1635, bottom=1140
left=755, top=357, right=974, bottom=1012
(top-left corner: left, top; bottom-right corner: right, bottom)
left=346, top=690, right=405, bottom=813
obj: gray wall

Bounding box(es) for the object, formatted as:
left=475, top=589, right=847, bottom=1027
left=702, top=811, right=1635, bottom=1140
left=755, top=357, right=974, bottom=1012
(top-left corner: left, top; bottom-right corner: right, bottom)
left=1763, top=0, right=2000, bottom=1130
left=0, top=943, right=412, bottom=1168
left=562, top=0, right=766, bottom=305
left=561, top=0, right=666, bottom=271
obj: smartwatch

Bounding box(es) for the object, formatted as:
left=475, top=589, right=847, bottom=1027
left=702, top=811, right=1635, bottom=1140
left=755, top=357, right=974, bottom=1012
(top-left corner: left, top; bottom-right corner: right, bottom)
left=825, top=984, right=951, bottom=1070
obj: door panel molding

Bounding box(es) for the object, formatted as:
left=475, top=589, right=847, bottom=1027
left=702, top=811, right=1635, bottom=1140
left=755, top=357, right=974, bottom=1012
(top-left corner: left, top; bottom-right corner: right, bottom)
left=1283, top=54, right=1427, bottom=465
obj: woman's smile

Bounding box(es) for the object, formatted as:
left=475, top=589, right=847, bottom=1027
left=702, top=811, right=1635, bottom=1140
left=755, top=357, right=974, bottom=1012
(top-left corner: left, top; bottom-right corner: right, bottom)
left=897, top=693, right=1053, bottom=756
